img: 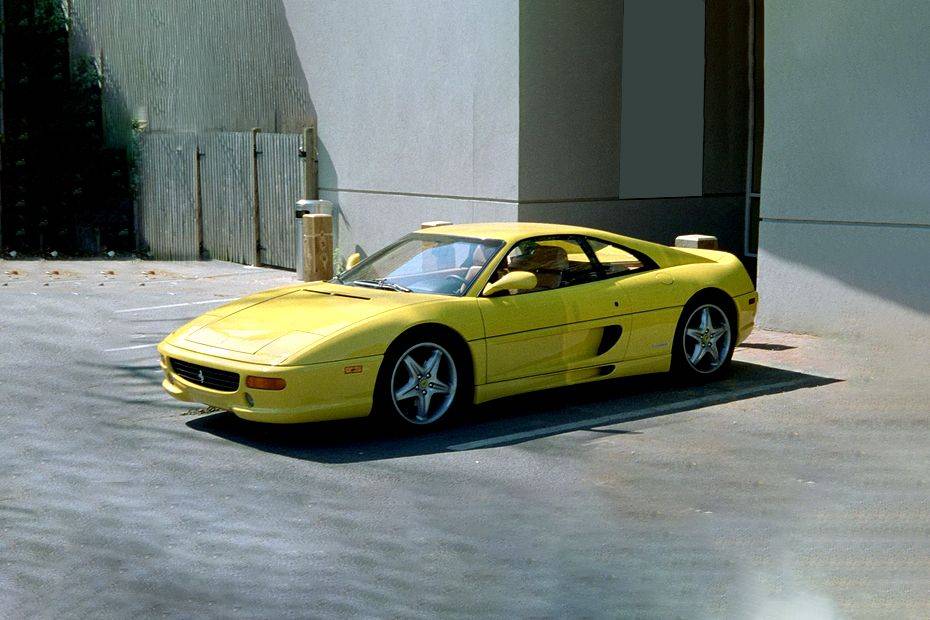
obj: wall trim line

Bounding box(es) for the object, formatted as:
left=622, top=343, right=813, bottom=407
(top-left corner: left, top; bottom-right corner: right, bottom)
left=319, top=187, right=746, bottom=205
left=318, top=187, right=519, bottom=204
left=761, top=217, right=930, bottom=230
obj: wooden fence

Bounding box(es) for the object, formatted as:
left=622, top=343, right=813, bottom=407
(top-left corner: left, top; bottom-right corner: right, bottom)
left=137, top=129, right=313, bottom=269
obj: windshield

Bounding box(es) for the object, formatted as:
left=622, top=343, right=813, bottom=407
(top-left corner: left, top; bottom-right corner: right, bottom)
left=339, top=234, right=503, bottom=296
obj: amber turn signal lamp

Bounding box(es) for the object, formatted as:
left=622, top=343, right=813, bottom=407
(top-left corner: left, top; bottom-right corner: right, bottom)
left=245, top=376, right=287, bottom=390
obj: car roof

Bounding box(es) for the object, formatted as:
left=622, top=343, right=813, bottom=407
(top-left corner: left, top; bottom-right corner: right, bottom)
left=417, top=222, right=611, bottom=243
left=411, top=221, right=718, bottom=269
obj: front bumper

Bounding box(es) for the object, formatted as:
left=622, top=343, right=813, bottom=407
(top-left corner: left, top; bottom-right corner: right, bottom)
left=158, top=341, right=382, bottom=423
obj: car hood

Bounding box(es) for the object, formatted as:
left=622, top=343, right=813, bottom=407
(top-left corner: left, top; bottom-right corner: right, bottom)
left=178, top=283, right=433, bottom=357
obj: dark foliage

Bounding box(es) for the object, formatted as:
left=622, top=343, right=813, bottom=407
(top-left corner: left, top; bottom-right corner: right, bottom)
left=1, top=0, right=134, bottom=254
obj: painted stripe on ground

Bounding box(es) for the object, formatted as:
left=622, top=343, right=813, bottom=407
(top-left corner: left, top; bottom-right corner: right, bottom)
left=114, top=298, right=234, bottom=313
left=104, top=344, right=159, bottom=352
left=448, top=379, right=810, bottom=451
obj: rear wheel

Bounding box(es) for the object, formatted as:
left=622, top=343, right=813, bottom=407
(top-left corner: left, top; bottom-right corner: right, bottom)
left=672, top=298, right=734, bottom=380
left=375, top=332, right=468, bottom=428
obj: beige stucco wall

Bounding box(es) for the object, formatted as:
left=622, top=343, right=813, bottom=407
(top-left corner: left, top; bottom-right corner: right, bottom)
left=282, top=0, right=521, bottom=258
left=757, top=0, right=930, bottom=340
left=518, top=0, right=622, bottom=202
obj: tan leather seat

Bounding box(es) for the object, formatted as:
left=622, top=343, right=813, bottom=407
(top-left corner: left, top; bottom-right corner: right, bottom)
left=463, top=244, right=491, bottom=285
left=508, top=245, right=568, bottom=290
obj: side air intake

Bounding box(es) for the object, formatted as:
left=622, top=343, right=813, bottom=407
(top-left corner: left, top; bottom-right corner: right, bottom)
left=596, top=325, right=623, bottom=356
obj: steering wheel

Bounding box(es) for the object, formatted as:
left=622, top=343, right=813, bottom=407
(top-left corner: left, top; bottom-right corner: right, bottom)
left=444, top=274, right=468, bottom=293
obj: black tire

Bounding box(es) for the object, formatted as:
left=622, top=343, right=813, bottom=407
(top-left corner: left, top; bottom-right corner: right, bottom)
left=671, top=293, right=736, bottom=381
left=373, top=329, right=472, bottom=429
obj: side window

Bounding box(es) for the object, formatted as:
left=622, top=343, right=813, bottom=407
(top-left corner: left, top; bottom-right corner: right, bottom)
left=493, top=237, right=599, bottom=294
left=587, top=238, right=649, bottom=277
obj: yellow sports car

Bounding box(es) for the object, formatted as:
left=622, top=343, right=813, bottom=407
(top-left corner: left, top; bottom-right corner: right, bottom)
left=158, top=223, right=757, bottom=427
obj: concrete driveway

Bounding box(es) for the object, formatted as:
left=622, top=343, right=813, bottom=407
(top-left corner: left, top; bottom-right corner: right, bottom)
left=1, top=260, right=927, bottom=618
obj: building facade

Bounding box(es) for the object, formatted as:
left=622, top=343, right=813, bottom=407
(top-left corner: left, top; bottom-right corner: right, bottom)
left=283, top=0, right=760, bottom=269
left=60, top=0, right=930, bottom=338
left=757, top=0, right=930, bottom=339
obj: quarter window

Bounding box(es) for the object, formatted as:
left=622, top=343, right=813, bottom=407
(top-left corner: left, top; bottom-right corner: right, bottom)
left=586, top=238, right=651, bottom=277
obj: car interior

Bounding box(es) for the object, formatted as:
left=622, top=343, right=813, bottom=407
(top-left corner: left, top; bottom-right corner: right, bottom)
left=483, top=237, right=651, bottom=296
left=485, top=239, right=600, bottom=295
left=350, top=234, right=650, bottom=297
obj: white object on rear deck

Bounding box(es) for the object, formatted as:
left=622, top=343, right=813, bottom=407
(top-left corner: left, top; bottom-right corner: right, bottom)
left=675, top=234, right=718, bottom=250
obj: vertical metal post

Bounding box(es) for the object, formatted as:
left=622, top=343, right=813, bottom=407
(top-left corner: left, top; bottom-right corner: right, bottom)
left=250, top=127, right=262, bottom=266
left=302, top=125, right=319, bottom=205
left=0, top=0, right=4, bottom=247
left=743, top=0, right=758, bottom=258
left=193, top=143, right=203, bottom=259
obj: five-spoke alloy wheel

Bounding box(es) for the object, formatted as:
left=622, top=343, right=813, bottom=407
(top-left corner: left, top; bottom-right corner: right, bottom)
left=388, top=341, right=459, bottom=425
left=673, top=299, right=734, bottom=379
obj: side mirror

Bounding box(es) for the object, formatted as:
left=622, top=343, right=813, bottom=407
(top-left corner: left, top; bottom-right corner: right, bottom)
left=483, top=271, right=537, bottom=297
left=345, top=252, right=362, bottom=270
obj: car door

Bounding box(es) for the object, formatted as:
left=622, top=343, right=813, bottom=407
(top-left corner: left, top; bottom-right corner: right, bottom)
left=584, top=237, right=678, bottom=360
left=554, top=238, right=636, bottom=368
left=477, top=287, right=573, bottom=383
left=477, top=236, right=624, bottom=383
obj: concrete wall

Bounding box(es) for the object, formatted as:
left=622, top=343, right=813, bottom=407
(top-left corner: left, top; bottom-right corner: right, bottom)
left=273, top=0, right=746, bottom=261
left=518, top=0, right=747, bottom=258
left=282, top=0, right=520, bottom=258
left=521, top=195, right=746, bottom=255
left=286, top=0, right=726, bottom=258
left=618, top=0, right=704, bottom=199
left=518, top=0, right=621, bottom=202
left=757, top=0, right=930, bottom=339
left=702, top=0, right=750, bottom=196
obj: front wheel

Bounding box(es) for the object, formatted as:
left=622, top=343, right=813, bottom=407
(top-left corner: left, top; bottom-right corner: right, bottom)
left=376, top=335, right=466, bottom=428
left=672, top=300, right=734, bottom=380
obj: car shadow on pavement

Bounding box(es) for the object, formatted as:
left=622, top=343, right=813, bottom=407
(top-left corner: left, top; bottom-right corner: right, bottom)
left=185, top=361, right=841, bottom=463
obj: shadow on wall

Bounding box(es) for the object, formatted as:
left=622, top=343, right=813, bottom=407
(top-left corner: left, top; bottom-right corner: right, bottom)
left=68, top=0, right=345, bottom=245
left=186, top=360, right=839, bottom=464
left=757, top=221, right=930, bottom=326
left=316, top=140, right=346, bottom=259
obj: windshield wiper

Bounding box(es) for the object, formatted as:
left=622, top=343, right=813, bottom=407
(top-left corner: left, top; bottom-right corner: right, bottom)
left=350, top=278, right=412, bottom=293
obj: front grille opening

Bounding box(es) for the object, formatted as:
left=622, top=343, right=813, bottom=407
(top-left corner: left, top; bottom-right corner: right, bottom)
left=169, top=358, right=240, bottom=392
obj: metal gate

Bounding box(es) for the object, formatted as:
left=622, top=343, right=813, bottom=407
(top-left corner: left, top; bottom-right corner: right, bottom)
left=137, top=133, right=199, bottom=260
left=198, top=132, right=254, bottom=264
left=137, top=129, right=310, bottom=269
left=256, top=132, right=304, bottom=269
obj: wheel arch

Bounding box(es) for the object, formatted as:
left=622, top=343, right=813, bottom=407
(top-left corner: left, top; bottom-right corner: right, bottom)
left=374, top=322, right=476, bottom=423
left=684, top=287, right=738, bottom=327
left=385, top=322, right=476, bottom=387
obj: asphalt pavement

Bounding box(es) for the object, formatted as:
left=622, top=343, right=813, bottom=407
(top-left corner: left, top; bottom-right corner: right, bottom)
left=1, top=259, right=927, bottom=618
